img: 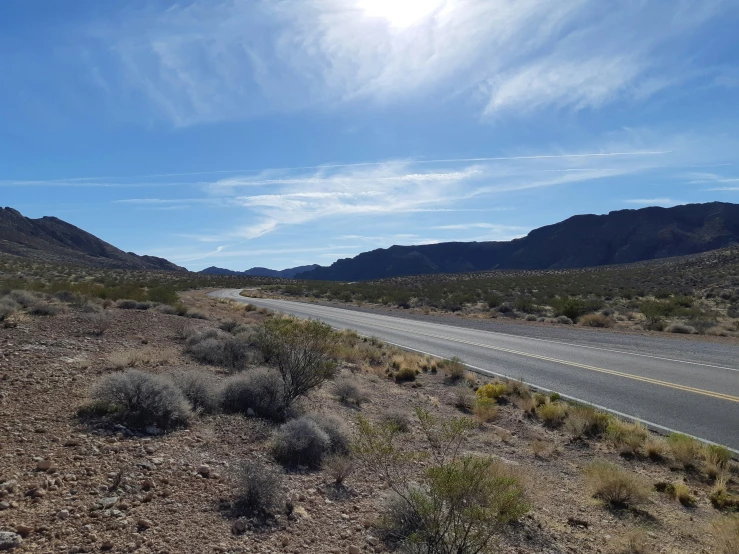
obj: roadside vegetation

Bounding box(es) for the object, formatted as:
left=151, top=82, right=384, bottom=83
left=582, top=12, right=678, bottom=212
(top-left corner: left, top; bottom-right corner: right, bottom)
left=253, top=246, right=739, bottom=337
left=2, top=252, right=739, bottom=552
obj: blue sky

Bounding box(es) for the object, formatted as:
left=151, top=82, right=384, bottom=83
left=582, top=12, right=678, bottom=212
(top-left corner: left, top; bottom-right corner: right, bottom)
left=2, top=0, right=739, bottom=271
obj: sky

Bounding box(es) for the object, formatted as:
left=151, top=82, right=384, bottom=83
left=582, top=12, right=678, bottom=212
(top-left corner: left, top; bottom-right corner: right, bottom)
left=1, top=0, right=739, bottom=271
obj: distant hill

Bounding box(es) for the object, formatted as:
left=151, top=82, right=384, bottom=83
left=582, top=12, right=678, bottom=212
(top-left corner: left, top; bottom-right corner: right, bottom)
left=297, top=202, right=739, bottom=281
left=200, top=264, right=320, bottom=278
left=0, top=207, right=184, bottom=271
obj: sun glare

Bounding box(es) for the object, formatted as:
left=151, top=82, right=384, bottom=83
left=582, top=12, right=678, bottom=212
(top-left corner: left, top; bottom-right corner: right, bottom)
left=357, top=0, right=444, bottom=28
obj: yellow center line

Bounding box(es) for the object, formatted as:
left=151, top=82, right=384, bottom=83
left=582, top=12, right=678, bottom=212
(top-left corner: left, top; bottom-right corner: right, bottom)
left=368, top=321, right=739, bottom=404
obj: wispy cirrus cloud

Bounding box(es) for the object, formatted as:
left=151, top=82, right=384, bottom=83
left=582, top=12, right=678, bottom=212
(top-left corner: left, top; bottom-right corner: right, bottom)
left=83, top=0, right=735, bottom=126
left=624, top=198, right=683, bottom=206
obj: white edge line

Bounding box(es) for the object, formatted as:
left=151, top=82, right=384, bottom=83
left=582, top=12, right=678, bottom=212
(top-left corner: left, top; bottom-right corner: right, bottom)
left=218, top=290, right=739, bottom=454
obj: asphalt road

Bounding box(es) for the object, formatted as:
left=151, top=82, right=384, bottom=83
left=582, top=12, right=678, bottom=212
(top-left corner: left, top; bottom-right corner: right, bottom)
left=212, top=289, right=739, bottom=450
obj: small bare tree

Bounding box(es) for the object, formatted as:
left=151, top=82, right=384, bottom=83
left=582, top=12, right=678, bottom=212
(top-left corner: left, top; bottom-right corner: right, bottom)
left=255, top=318, right=339, bottom=406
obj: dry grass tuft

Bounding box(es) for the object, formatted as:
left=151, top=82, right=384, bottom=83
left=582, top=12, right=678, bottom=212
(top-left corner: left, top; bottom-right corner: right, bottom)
left=536, top=401, right=568, bottom=428
left=667, top=433, right=703, bottom=469
left=606, top=419, right=648, bottom=456
left=473, top=399, right=499, bottom=424
left=584, top=460, right=649, bottom=508
left=712, top=515, right=739, bottom=554
left=107, top=347, right=177, bottom=369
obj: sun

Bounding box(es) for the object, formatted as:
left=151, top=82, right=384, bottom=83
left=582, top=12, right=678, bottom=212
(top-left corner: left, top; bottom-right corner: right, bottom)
left=357, top=0, right=444, bottom=28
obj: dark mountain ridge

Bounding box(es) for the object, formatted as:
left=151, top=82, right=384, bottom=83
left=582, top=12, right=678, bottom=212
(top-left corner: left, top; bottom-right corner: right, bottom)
left=0, top=207, right=184, bottom=271
left=200, top=264, right=320, bottom=278
left=297, top=202, right=739, bottom=281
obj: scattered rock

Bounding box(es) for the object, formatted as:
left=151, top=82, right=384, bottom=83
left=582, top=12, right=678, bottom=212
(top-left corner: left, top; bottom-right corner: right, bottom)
left=137, top=519, right=153, bottom=530
left=13, top=525, right=32, bottom=538
left=97, top=496, right=119, bottom=509
left=231, top=519, right=247, bottom=535
left=36, top=459, right=53, bottom=471
left=348, top=546, right=361, bottom=554
left=0, top=501, right=10, bottom=511
left=197, top=464, right=210, bottom=478
left=57, top=509, right=70, bottom=519
left=0, top=531, right=22, bottom=550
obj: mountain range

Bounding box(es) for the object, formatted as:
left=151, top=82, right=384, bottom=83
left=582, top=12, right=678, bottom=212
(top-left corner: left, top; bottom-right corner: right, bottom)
left=296, top=202, right=739, bottom=281
left=200, top=265, right=320, bottom=278
left=0, top=207, right=184, bottom=271
left=3, top=202, right=739, bottom=280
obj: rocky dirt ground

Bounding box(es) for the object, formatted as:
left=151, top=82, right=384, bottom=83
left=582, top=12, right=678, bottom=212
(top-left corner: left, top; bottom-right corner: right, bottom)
left=0, top=291, right=736, bottom=553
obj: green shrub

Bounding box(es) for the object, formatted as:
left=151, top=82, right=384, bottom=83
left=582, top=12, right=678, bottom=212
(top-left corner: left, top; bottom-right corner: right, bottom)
left=355, top=409, right=529, bottom=553
left=255, top=318, right=339, bottom=405
left=536, top=401, right=567, bottom=427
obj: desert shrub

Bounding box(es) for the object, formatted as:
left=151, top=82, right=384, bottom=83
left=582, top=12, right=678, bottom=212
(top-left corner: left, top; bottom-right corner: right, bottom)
left=117, top=299, right=139, bottom=310
left=324, top=455, right=355, bottom=485
left=185, top=328, right=253, bottom=370
left=579, top=313, right=615, bottom=328
left=564, top=406, right=611, bottom=439
left=333, top=378, right=367, bottom=405
left=553, top=297, right=603, bottom=321
left=476, top=383, right=508, bottom=401
left=473, top=398, right=499, bottom=423
left=305, top=412, right=351, bottom=455
left=29, top=302, right=62, bottom=316
left=185, top=310, right=208, bottom=319
left=0, top=298, right=19, bottom=321
left=88, top=370, right=192, bottom=429
left=454, top=389, right=475, bottom=413
left=615, top=531, right=653, bottom=554
left=556, top=315, right=573, bottom=324
left=672, top=482, right=696, bottom=507
left=536, top=401, right=567, bottom=427
left=81, top=301, right=102, bottom=313
left=665, top=323, right=696, bottom=334
left=506, top=379, right=530, bottom=398
left=704, top=444, right=732, bottom=470
left=255, top=318, right=339, bottom=406
left=710, top=476, right=739, bottom=511
left=713, top=516, right=739, bottom=554
left=9, top=289, right=38, bottom=308
left=271, top=417, right=331, bottom=468
left=237, top=460, right=284, bottom=516
left=381, top=410, right=412, bottom=432
left=606, top=419, right=648, bottom=456
left=584, top=460, right=648, bottom=508
left=173, top=370, right=219, bottom=414
left=442, top=356, right=466, bottom=382
left=667, top=433, right=703, bottom=469
left=355, top=409, right=529, bottom=553
left=87, top=312, right=112, bottom=336
left=219, top=319, right=251, bottom=335
left=219, top=369, right=286, bottom=421
left=394, top=367, right=417, bottom=383
left=644, top=436, right=668, bottom=461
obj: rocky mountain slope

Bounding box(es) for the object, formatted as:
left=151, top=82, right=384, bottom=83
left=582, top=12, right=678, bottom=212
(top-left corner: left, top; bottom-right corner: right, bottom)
left=298, top=202, right=739, bottom=281
left=0, top=207, right=184, bottom=271
left=201, top=264, right=320, bottom=278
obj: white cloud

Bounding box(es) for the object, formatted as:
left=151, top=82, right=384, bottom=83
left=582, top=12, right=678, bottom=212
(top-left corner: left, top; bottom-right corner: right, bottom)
left=88, top=0, right=732, bottom=125
left=624, top=198, right=682, bottom=206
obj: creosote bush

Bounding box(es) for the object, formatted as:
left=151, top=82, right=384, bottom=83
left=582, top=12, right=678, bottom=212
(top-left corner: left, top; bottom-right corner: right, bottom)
left=585, top=460, right=649, bottom=508
left=256, top=318, right=339, bottom=405
left=88, top=370, right=192, bottom=430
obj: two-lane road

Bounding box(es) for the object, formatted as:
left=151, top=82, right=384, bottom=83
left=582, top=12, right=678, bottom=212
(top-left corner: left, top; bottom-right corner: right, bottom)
left=212, top=290, right=739, bottom=450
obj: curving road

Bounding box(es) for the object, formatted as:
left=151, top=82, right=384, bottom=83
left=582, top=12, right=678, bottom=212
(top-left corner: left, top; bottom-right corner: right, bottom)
left=212, top=289, right=739, bottom=450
